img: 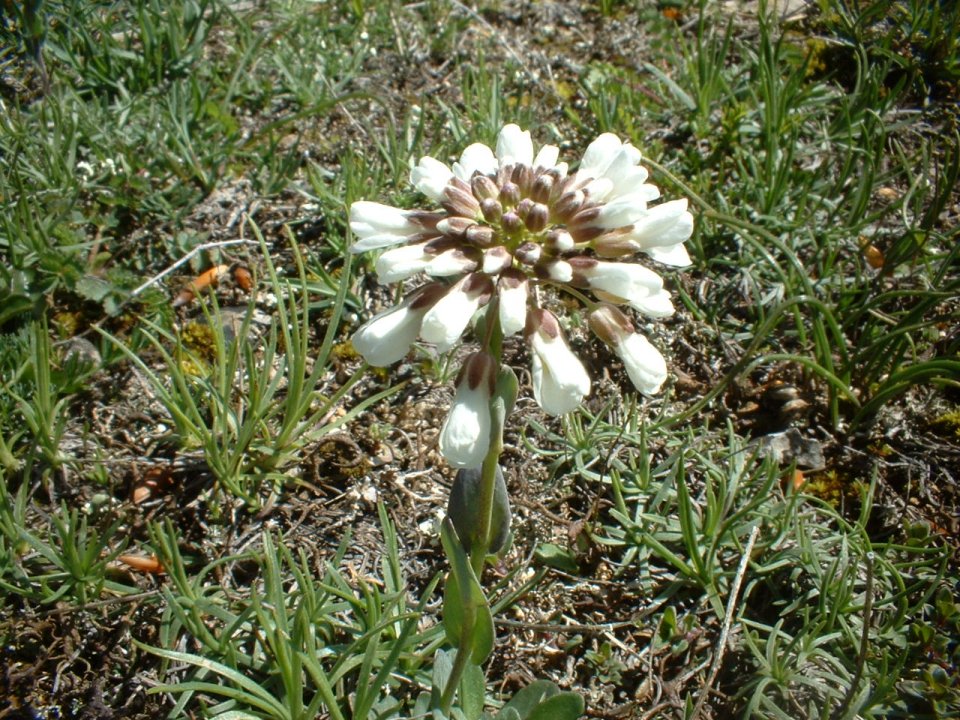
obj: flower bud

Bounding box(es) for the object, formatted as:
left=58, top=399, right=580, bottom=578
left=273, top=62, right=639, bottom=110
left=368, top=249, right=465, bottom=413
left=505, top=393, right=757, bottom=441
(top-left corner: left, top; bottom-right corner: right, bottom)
left=442, top=185, right=480, bottom=217
left=439, top=351, right=497, bottom=468
left=525, top=203, right=549, bottom=232
left=514, top=242, right=541, bottom=266
left=466, top=223, right=496, bottom=248
left=480, top=198, right=503, bottom=223
left=530, top=174, right=555, bottom=204
left=515, top=198, right=534, bottom=220
left=501, top=211, right=523, bottom=235
left=437, top=216, right=477, bottom=239
left=544, top=229, right=574, bottom=253
left=551, top=190, right=585, bottom=223
left=482, top=246, right=512, bottom=275
left=499, top=182, right=521, bottom=207
left=511, top=163, right=534, bottom=194
left=471, top=174, right=500, bottom=201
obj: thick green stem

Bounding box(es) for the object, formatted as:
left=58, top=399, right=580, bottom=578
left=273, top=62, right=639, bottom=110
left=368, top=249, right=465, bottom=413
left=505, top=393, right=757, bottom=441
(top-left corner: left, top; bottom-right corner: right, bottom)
left=439, top=304, right=505, bottom=714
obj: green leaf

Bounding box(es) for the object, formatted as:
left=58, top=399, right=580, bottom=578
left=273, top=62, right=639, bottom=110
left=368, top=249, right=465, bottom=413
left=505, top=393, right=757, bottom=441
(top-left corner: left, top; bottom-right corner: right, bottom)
left=498, top=680, right=558, bottom=719
left=533, top=543, right=579, bottom=573
left=75, top=274, right=113, bottom=303
left=432, top=648, right=455, bottom=705
left=526, top=692, right=584, bottom=720
left=460, top=662, right=486, bottom=720
left=440, top=519, right=494, bottom=664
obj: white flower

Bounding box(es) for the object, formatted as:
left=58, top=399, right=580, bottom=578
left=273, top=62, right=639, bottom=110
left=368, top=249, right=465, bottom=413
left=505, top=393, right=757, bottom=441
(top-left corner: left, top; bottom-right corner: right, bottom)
left=454, top=143, right=498, bottom=180
left=498, top=270, right=528, bottom=337
left=594, top=187, right=662, bottom=228
left=588, top=304, right=667, bottom=395
left=349, top=124, right=694, bottom=426
left=617, top=333, right=668, bottom=395
left=349, top=201, right=438, bottom=252
left=410, top=157, right=454, bottom=201
left=571, top=258, right=675, bottom=318
left=496, top=124, right=534, bottom=167
left=527, top=309, right=591, bottom=415
left=627, top=199, right=694, bottom=267
left=420, top=274, right=493, bottom=352
left=375, top=242, right=478, bottom=284
left=375, top=242, right=432, bottom=283
left=351, top=284, right=446, bottom=366
left=533, top=144, right=560, bottom=171
left=439, top=352, right=496, bottom=468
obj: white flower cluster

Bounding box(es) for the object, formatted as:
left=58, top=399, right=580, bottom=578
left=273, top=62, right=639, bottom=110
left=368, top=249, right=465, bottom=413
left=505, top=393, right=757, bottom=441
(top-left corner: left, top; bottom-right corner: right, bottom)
left=349, top=125, right=693, bottom=468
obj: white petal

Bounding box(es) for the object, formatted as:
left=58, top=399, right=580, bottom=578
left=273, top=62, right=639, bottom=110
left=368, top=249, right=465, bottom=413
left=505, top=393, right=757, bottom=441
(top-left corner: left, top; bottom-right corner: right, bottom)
left=349, top=201, right=422, bottom=252
left=629, top=200, right=690, bottom=244
left=350, top=201, right=414, bottom=232
left=628, top=288, right=675, bottom=318
left=577, top=133, right=624, bottom=179
left=410, top=157, right=453, bottom=201
left=545, top=260, right=573, bottom=283
left=453, top=143, right=497, bottom=180
left=583, top=177, right=615, bottom=202
left=533, top=144, right=560, bottom=170
left=352, top=303, right=424, bottom=366
left=616, top=334, right=667, bottom=395
left=530, top=332, right=591, bottom=416
left=496, top=124, right=534, bottom=167
left=427, top=249, right=477, bottom=277
left=498, top=280, right=528, bottom=336
left=376, top=243, right=431, bottom=283
left=594, top=189, right=661, bottom=229
left=586, top=262, right=664, bottom=300
left=439, top=383, right=491, bottom=468
left=420, top=281, right=484, bottom=352
left=644, top=243, right=692, bottom=267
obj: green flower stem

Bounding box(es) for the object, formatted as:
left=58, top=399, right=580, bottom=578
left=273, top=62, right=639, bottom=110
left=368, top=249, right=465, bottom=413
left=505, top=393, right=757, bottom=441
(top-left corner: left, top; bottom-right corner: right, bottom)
left=440, top=305, right=505, bottom=714
left=440, top=587, right=478, bottom=714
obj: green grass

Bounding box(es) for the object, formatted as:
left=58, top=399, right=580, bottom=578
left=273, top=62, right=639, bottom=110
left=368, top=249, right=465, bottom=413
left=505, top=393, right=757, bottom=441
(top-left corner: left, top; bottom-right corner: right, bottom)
left=0, top=0, right=958, bottom=718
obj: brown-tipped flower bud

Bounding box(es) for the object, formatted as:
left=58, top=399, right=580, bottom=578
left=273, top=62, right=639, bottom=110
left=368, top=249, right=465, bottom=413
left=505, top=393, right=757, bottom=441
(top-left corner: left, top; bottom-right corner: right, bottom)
left=499, top=182, right=521, bottom=207
left=512, top=163, right=534, bottom=194
left=531, top=173, right=555, bottom=203
left=471, top=175, right=500, bottom=201
left=514, top=242, right=542, bottom=266
left=544, top=229, right=575, bottom=253
left=501, top=210, right=523, bottom=234
left=439, top=352, right=498, bottom=469
left=480, top=197, right=503, bottom=223
left=442, top=185, right=481, bottom=217
left=525, top=203, right=549, bottom=233
left=515, top=198, right=534, bottom=219
left=566, top=255, right=598, bottom=287
left=592, top=228, right=638, bottom=258
left=496, top=163, right=514, bottom=187
left=587, top=303, right=634, bottom=347
left=568, top=223, right=606, bottom=243
left=536, top=258, right=573, bottom=283
left=551, top=190, right=586, bottom=223
left=550, top=173, right=583, bottom=204
left=482, top=246, right=512, bottom=275
left=466, top=223, right=496, bottom=248
left=587, top=304, right=667, bottom=396
left=437, top=216, right=477, bottom=239
left=567, top=205, right=602, bottom=228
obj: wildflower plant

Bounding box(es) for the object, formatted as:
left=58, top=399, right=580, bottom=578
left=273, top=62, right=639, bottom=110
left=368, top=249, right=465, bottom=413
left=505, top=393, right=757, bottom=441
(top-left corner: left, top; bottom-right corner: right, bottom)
left=349, top=124, right=692, bottom=715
